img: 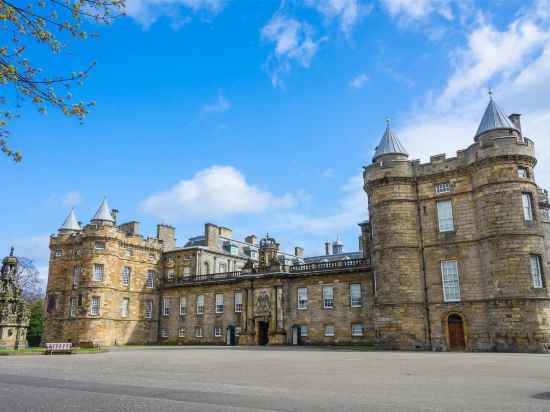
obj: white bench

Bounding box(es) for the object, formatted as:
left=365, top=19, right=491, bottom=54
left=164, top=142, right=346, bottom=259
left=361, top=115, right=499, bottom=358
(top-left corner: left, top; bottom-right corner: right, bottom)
left=45, top=342, right=73, bottom=355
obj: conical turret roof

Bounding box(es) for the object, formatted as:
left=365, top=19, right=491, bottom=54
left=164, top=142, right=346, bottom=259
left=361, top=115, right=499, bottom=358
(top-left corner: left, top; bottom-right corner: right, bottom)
left=92, top=198, right=114, bottom=222
left=59, top=209, right=81, bottom=232
left=373, top=120, right=408, bottom=162
left=475, top=94, right=518, bottom=138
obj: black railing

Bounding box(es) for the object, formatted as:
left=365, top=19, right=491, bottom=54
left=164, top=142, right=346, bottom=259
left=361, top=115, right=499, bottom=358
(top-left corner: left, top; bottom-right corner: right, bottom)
left=163, top=258, right=371, bottom=286
left=289, top=257, right=370, bottom=273
left=165, top=271, right=243, bottom=286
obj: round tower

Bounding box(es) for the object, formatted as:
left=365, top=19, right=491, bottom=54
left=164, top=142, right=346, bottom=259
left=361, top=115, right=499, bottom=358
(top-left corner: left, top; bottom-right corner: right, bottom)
left=470, top=95, right=550, bottom=352
left=364, top=120, right=428, bottom=350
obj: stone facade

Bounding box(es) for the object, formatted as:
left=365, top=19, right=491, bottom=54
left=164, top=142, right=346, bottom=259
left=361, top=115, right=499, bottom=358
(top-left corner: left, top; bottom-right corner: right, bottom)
left=44, top=98, right=550, bottom=352
left=0, top=248, right=30, bottom=349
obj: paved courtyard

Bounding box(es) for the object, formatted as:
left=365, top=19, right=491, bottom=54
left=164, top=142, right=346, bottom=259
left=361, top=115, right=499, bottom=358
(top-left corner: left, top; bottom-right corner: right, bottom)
left=0, top=347, right=549, bottom=412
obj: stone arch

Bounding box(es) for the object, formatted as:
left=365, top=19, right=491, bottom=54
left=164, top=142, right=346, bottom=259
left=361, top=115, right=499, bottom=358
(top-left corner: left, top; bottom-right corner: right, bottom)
left=443, top=312, right=467, bottom=351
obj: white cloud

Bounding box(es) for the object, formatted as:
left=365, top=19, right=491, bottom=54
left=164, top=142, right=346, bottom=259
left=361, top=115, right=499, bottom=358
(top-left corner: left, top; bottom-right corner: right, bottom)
left=305, top=0, right=371, bottom=34
left=124, top=0, right=226, bottom=29
left=395, top=0, right=550, bottom=190
left=61, top=191, right=83, bottom=208
left=140, top=166, right=297, bottom=222
left=261, top=13, right=324, bottom=87
left=202, top=92, right=231, bottom=113
left=349, top=73, right=369, bottom=89
left=273, top=173, right=367, bottom=235
left=380, top=0, right=453, bottom=21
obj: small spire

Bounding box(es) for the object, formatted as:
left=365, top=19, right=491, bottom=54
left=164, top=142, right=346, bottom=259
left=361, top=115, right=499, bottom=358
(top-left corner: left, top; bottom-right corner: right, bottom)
left=475, top=93, right=518, bottom=138
left=373, top=119, right=409, bottom=162
left=9, top=246, right=14, bottom=257
left=92, top=198, right=114, bottom=223
left=59, top=208, right=81, bottom=232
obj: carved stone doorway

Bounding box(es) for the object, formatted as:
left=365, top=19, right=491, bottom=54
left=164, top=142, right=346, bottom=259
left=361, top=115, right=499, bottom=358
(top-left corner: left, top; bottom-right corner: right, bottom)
left=448, top=314, right=466, bottom=351
left=257, top=321, right=269, bottom=346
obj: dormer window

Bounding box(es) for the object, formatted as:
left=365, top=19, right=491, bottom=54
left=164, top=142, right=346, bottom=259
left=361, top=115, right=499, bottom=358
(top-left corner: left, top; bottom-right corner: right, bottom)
left=435, top=182, right=450, bottom=194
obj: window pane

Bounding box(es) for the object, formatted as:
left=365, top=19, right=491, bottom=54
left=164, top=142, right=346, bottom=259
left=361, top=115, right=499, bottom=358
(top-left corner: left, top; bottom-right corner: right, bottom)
left=350, top=284, right=362, bottom=307
left=300, top=326, right=308, bottom=337
left=145, top=300, right=153, bottom=319
left=216, top=294, right=224, bottom=313
left=437, top=201, right=454, bottom=232
left=323, top=287, right=334, bottom=309
left=298, top=287, right=308, bottom=309
left=441, top=260, right=461, bottom=302
left=234, top=292, right=243, bottom=313
left=522, top=193, right=534, bottom=221
left=530, top=255, right=544, bottom=288
left=324, top=325, right=335, bottom=336
left=180, top=297, right=187, bottom=315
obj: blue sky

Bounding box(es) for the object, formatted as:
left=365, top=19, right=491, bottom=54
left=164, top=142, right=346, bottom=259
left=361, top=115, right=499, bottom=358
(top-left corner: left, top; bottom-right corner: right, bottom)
left=3, top=0, right=550, bottom=282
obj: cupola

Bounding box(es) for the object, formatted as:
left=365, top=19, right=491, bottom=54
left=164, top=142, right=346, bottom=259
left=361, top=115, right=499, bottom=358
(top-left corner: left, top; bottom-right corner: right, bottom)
left=91, top=198, right=115, bottom=224
left=373, top=119, right=409, bottom=163
left=59, top=209, right=81, bottom=233
left=475, top=92, right=519, bottom=141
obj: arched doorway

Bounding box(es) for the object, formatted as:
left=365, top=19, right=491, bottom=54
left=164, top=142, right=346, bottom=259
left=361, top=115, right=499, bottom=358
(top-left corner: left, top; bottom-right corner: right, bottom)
left=448, top=314, right=466, bottom=351
left=291, top=325, right=302, bottom=346
left=226, top=326, right=236, bottom=346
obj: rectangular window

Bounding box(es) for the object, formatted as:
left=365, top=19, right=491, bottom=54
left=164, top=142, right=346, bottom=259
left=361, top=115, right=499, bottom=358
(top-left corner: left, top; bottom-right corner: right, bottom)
left=215, top=294, right=224, bottom=313
left=218, top=262, right=227, bottom=273
left=235, top=327, right=241, bottom=337
left=146, top=271, right=155, bottom=288
left=214, top=327, right=222, bottom=337
left=72, top=266, right=80, bottom=289
left=196, top=295, right=205, bottom=315
left=530, top=255, right=545, bottom=288
left=178, top=327, right=185, bottom=337
left=324, top=325, right=335, bottom=337
left=522, top=193, right=534, bottom=221
left=435, top=182, right=450, bottom=194
left=441, top=260, right=461, bottom=302
left=55, top=248, right=62, bottom=257
left=90, top=296, right=101, bottom=316
left=323, top=286, right=334, bottom=309
left=234, top=292, right=243, bottom=313
left=183, top=267, right=191, bottom=278
left=195, top=327, right=203, bottom=338
left=121, top=297, right=129, bottom=318
left=300, top=325, right=308, bottom=337
left=166, top=270, right=175, bottom=282
left=160, top=328, right=168, bottom=338
left=297, top=287, right=308, bottom=310
left=149, top=253, right=156, bottom=262
left=125, top=247, right=133, bottom=257
left=145, top=300, right=153, bottom=319
left=350, top=283, right=362, bottom=307
left=180, top=297, right=187, bottom=316
left=437, top=200, right=455, bottom=232
left=95, top=241, right=105, bottom=250
left=518, top=167, right=529, bottom=178
left=121, top=266, right=131, bottom=287
left=93, top=264, right=104, bottom=282
left=351, top=324, right=364, bottom=337
left=163, top=297, right=171, bottom=317
left=69, top=297, right=77, bottom=318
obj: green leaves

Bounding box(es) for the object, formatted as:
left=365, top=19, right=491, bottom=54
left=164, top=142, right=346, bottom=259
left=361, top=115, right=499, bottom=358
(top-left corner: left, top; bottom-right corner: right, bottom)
left=0, top=0, right=125, bottom=162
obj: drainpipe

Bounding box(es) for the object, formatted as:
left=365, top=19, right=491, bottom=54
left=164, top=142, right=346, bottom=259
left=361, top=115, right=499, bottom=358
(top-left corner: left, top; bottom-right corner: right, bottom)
left=414, top=170, right=433, bottom=351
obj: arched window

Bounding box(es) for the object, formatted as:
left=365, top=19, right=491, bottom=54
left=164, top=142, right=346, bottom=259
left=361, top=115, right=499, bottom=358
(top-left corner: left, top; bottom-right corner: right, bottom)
left=47, top=295, right=56, bottom=313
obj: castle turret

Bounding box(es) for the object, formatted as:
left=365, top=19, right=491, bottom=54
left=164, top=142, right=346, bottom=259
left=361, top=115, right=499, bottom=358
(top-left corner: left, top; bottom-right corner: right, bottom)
left=91, top=198, right=115, bottom=226
left=474, top=92, right=521, bottom=143
left=59, top=209, right=81, bottom=233
left=364, top=121, right=428, bottom=350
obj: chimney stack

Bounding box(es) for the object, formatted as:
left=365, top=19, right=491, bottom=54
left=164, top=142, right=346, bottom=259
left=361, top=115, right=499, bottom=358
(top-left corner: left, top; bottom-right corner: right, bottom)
left=111, top=209, right=119, bottom=224
left=509, top=113, right=522, bottom=133
left=294, top=246, right=304, bottom=258
left=245, top=235, right=258, bottom=245
left=325, top=242, right=332, bottom=256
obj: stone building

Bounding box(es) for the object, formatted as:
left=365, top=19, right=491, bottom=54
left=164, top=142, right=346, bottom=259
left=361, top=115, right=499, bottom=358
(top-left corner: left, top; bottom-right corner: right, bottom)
left=43, top=96, right=550, bottom=352
left=0, top=248, right=30, bottom=349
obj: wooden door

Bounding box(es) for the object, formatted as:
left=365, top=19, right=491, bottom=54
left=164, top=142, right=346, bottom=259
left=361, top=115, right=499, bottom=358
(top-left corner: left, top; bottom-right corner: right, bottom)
left=448, top=314, right=465, bottom=351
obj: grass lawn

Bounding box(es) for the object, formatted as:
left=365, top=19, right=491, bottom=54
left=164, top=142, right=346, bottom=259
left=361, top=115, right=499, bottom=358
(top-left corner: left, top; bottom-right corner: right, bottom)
left=0, top=347, right=106, bottom=356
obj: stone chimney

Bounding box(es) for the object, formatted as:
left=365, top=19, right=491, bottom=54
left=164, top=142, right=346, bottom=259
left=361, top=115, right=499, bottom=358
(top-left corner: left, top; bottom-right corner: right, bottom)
left=111, top=209, right=119, bottom=224
left=157, top=224, right=176, bottom=251
left=509, top=113, right=522, bottom=133
left=245, top=235, right=258, bottom=245
left=325, top=242, right=332, bottom=256
left=294, top=246, right=304, bottom=258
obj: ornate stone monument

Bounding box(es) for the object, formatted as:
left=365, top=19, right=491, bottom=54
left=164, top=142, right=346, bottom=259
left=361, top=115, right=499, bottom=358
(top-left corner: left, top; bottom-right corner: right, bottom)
left=0, top=248, right=30, bottom=349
